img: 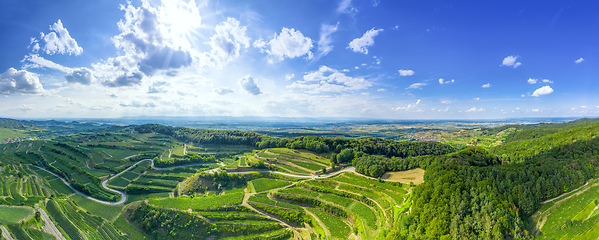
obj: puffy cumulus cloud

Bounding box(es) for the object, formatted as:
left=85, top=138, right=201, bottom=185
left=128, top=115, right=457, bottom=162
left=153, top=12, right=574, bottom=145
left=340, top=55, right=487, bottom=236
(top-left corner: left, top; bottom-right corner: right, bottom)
left=65, top=67, right=94, bottom=85
left=531, top=85, right=554, bottom=97
left=34, top=19, right=83, bottom=55
left=398, top=69, right=414, bottom=76
left=482, top=83, right=491, bottom=88
left=209, top=18, right=250, bottom=67
left=94, top=0, right=202, bottom=87
left=0, top=68, right=44, bottom=95
left=317, top=23, right=338, bottom=57
left=120, top=101, right=156, bottom=108
left=214, top=87, right=234, bottom=95
left=465, top=107, right=484, bottom=112
left=439, top=78, right=454, bottom=84
left=527, top=78, right=537, bottom=84
left=240, top=75, right=262, bottom=95
left=138, top=46, right=192, bottom=75
left=406, top=82, right=426, bottom=90
left=256, top=28, right=313, bottom=62
left=288, top=66, right=372, bottom=94
left=103, top=72, right=143, bottom=87
left=347, top=28, right=383, bottom=54
left=575, top=57, right=584, bottom=63
left=501, top=55, right=521, bottom=68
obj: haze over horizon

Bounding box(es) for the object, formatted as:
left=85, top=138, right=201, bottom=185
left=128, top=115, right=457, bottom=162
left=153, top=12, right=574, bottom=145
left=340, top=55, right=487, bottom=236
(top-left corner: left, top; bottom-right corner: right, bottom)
left=1, top=0, right=598, bottom=119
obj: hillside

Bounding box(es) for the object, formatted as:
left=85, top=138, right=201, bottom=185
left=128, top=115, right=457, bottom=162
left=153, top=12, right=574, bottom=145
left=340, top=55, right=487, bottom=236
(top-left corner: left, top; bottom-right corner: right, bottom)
left=0, top=118, right=598, bottom=239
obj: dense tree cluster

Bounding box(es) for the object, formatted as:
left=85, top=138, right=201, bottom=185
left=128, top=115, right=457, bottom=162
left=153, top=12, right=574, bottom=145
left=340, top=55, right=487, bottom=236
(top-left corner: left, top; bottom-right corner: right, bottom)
left=393, top=128, right=599, bottom=239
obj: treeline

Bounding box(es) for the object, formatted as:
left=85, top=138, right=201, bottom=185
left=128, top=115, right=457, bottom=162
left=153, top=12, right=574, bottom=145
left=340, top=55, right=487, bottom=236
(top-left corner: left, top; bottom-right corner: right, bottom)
left=353, top=147, right=500, bottom=178
left=153, top=152, right=226, bottom=168
left=393, top=133, right=599, bottom=239
left=134, top=124, right=455, bottom=158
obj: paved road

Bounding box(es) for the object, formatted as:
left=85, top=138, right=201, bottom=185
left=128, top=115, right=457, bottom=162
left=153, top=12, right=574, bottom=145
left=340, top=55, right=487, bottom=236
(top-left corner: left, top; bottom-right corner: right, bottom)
left=0, top=225, right=14, bottom=240
left=30, top=160, right=223, bottom=205
left=31, top=158, right=356, bottom=205
left=36, top=206, right=67, bottom=240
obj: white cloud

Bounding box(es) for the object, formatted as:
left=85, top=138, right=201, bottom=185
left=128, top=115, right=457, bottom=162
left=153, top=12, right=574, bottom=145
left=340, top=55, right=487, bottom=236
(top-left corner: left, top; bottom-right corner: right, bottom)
left=93, top=1, right=203, bottom=86
left=575, top=57, right=584, bottom=63
left=406, top=82, right=426, bottom=90
left=501, top=55, right=521, bottom=68
left=439, top=78, right=454, bottom=84
left=209, top=18, right=250, bottom=67
left=393, top=99, right=421, bottom=110
left=120, top=101, right=156, bottom=108
left=531, top=85, right=554, bottom=97
left=465, top=107, right=484, bottom=112
left=527, top=78, right=537, bottom=84
left=474, top=97, right=480, bottom=101
left=398, top=69, right=414, bottom=76
left=337, top=0, right=357, bottom=14
left=257, top=28, right=313, bottom=62
left=288, top=65, right=372, bottom=94
left=440, top=99, right=455, bottom=104
left=65, top=67, right=94, bottom=85
left=22, top=54, right=72, bottom=72
left=481, top=83, right=491, bottom=88
left=240, top=75, right=262, bottom=95
left=317, top=23, right=339, bottom=57
left=347, top=28, right=383, bottom=54
left=214, top=87, right=234, bottom=95
left=0, top=68, right=44, bottom=95
left=285, top=74, right=294, bottom=81
left=103, top=72, right=143, bottom=87
left=542, top=79, right=553, bottom=83
left=37, top=19, right=83, bottom=55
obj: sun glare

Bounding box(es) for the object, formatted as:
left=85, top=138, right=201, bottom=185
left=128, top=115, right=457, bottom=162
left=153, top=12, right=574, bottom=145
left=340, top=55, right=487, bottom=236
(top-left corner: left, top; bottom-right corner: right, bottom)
left=159, top=0, right=202, bottom=42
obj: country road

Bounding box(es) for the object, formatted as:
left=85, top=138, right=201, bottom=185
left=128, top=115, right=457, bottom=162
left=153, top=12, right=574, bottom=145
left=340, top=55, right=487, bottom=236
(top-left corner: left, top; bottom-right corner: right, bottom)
left=30, top=158, right=358, bottom=205
left=30, top=160, right=223, bottom=205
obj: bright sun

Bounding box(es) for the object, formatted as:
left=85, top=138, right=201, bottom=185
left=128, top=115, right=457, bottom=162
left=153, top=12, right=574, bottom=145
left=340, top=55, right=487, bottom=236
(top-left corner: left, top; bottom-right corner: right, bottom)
left=159, top=0, right=202, bottom=42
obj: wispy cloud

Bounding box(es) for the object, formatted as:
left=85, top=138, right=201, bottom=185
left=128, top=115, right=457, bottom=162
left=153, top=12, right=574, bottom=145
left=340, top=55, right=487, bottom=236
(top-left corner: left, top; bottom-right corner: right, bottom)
left=482, top=83, right=491, bottom=88
left=575, top=57, right=584, bottom=63
left=406, top=82, right=426, bottom=89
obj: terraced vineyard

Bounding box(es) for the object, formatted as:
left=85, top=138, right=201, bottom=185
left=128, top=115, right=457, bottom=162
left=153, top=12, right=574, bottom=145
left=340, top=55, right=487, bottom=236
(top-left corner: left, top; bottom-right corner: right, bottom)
left=246, top=172, right=410, bottom=239
left=533, top=181, right=599, bottom=239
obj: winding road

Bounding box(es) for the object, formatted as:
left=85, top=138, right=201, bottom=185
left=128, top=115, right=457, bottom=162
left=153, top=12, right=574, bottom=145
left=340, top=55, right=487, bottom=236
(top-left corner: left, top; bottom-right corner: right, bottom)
left=30, top=159, right=357, bottom=205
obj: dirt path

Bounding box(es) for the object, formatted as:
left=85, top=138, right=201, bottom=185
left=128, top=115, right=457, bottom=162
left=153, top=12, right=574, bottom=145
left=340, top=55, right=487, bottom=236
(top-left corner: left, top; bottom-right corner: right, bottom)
left=0, top=225, right=14, bottom=240
left=533, top=180, right=598, bottom=236
left=37, top=205, right=67, bottom=240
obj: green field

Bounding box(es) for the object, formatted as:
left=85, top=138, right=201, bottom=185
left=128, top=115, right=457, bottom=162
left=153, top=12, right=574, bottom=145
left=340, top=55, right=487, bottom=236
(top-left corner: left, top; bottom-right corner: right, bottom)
left=149, top=192, right=245, bottom=210
left=0, top=206, right=33, bottom=224
left=249, top=178, right=291, bottom=192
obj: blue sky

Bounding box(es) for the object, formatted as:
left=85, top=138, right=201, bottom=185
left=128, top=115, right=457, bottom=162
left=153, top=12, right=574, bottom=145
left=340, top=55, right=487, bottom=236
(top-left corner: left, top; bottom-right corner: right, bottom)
left=0, top=0, right=598, bottom=119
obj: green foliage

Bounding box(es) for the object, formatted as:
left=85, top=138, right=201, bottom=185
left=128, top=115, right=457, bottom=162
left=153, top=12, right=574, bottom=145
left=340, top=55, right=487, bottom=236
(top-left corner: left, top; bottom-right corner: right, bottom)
left=0, top=206, right=33, bottom=224
left=248, top=178, right=291, bottom=192
left=128, top=203, right=218, bottom=239
left=149, top=193, right=244, bottom=210
left=250, top=202, right=309, bottom=225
